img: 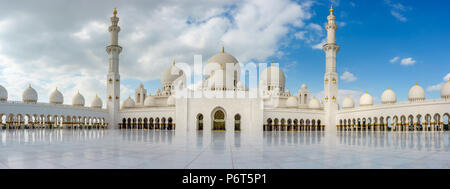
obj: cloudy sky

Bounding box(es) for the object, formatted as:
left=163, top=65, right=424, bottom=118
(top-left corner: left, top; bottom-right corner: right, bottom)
left=0, top=0, right=449, bottom=106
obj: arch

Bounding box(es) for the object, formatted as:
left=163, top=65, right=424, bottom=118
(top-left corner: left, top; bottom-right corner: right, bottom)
left=443, top=113, right=449, bottom=131
left=274, top=118, right=279, bottom=131
left=197, top=114, right=204, bottom=131
left=293, top=119, right=298, bottom=131
left=280, top=119, right=286, bottom=131
left=287, top=119, right=292, bottom=131
left=211, top=107, right=226, bottom=131
left=155, top=117, right=160, bottom=129
left=168, top=117, right=174, bottom=130
left=266, top=118, right=273, bottom=131
left=143, top=117, right=148, bottom=129
left=122, top=118, right=126, bottom=129
left=161, top=117, right=166, bottom=130
left=149, top=117, right=154, bottom=129
left=234, top=114, right=241, bottom=131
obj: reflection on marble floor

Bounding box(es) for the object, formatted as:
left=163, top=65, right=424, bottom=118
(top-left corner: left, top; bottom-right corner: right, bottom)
left=0, top=129, right=449, bottom=169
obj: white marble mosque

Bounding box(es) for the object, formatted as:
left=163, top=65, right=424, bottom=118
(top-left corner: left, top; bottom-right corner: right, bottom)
left=0, top=6, right=449, bottom=169
left=1, top=6, right=449, bottom=134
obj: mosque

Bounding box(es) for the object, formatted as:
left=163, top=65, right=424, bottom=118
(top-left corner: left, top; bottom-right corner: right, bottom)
left=0, top=6, right=449, bottom=134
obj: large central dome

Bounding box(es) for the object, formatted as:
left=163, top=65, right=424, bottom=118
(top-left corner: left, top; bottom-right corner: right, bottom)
left=205, top=47, right=239, bottom=77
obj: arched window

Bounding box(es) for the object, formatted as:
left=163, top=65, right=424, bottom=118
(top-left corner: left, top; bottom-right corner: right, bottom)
left=197, top=114, right=203, bottom=131
left=213, top=110, right=225, bottom=131
left=234, top=114, right=241, bottom=131
left=149, top=118, right=154, bottom=129
left=168, top=117, right=173, bottom=130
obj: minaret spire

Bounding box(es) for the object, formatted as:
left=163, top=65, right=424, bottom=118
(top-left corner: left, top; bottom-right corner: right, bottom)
left=106, top=8, right=122, bottom=129
left=323, top=4, right=340, bottom=133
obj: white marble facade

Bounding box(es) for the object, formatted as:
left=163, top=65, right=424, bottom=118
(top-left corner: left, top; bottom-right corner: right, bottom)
left=1, top=7, right=450, bottom=134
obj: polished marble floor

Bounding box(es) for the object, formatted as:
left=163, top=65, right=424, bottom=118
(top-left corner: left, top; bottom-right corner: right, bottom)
left=0, top=129, right=449, bottom=169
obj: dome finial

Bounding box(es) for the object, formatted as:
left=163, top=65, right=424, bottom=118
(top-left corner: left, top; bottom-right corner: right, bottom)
left=416, top=82, right=418, bottom=86
left=172, top=59, right=175, bottom=66
left=330, top=3, right=334, bottom=14
left=365, top=90, right=367, bottom=94
left=28, top=84, right=31, bottom=88
left=388, top=86, right=390, bottom=90
left=113, top=8, right=117, bottom=16
left=222, top=45, right=224, bottom=53
left=272, top=60, right=274, bottom=66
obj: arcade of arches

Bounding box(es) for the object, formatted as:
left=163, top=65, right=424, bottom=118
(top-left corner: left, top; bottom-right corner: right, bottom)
left=0, top=113, right=108, bottom=129
left=338, top=113, right=450, bottom=132
left=120, top=117, right=175, bottom=130
left=264, top=118, right=324, bottom=131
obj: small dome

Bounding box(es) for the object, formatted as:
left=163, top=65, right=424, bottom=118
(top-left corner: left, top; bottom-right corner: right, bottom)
left=0, top=84, right=7, bottom=101
left=359, top=92, right=373, bottom=106
left=408, top=83, right=425, bottom=102
left=91, top=95, right=102, bottom=108
left=167, top=95, right=175, bottom=106
left=260, top=64, right=286, bottom=91
left=144, top=95, right=156, bottom=107
left=121, top=96, right=135, bottom=109
left=22, top=84, right=38, bottom=103
left=301, top=84, right=307, bottom=89
left=342, top=96, right=354, bottom=109
left=236, top=81, right=244, bottom=90
left=441, top=79, right=450, bottom=99
left=161, top=62, right=184, bottom=85
left=72, top=91, right=85, bottom=107
left=381, top=88, right=397, bottom=104
left=309, top=97, right=321, bottom=109
left=286, top=96, right=298, bottom=108
left=49, top=88, right=63, bottom=104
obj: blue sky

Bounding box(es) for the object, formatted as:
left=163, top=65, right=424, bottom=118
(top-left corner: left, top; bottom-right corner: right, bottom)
left=0, top=0, right=448, bottom=105
left=275, top=0, right=450, bottom=102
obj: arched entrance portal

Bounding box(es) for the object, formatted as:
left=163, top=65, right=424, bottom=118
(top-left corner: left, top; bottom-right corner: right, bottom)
left=212, top=108, right=226, bottom=131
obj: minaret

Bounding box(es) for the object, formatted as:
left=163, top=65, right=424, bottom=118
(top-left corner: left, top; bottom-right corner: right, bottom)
left=106, top=8, right=122, bottom=129
left=323, top=4, right=340, bottom=133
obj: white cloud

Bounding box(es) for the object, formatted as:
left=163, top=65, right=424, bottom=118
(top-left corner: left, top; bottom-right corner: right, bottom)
left=296, top=22, right=325, bottom=47
left=385, top=0, right=411, bottom=22
left=400, top=57, right=416, bottom=66
left=444, top=73, right=450, bottom=81
left=0, top=0, right=318, bottom=103
left=390, top=56, right=400, bottom=63
left=390, top=10, right=407, bottom=22
left=427, top=83, right=443, bottom=92
left=426, top=73, right=450, bottom=92
left=340, top=71, right=357, bottom=82
left=312, top=39, right=326, bottom=50
left=72, top=21, right=108, bottom=41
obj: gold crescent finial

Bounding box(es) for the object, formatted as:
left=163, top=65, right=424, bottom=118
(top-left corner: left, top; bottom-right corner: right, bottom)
left=28, top=84, right=31, bottom=88
left=387, top=86, right=390, bottom=90
left=330, top=3, right=334, bottom=13
left=173, top=59, right=175, bottom=66
left=272, top=60, right=274, bottom=66
left=113, top=8, right=117, bottom=16
left=222, top=45, right=224, bottom=53
left=416, top=82, right=418, bottom=85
